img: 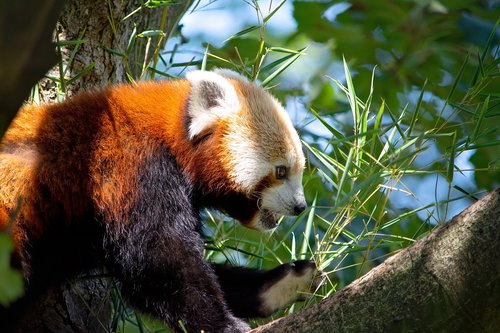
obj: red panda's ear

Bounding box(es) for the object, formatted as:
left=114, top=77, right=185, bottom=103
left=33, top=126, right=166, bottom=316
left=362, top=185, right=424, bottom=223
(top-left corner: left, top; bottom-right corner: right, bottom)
left=213, top=68, right=249, bottom=82
left=186, top=70, right=240, bottom=140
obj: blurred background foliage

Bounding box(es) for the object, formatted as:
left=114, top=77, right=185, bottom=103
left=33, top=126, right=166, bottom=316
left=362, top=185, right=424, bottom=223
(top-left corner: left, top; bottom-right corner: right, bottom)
left=167, top=2, right=499, bottom=259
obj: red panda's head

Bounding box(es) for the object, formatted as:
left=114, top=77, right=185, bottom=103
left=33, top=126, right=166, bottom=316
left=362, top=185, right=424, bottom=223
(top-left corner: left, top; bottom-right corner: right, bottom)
left=185, top=69, right=306, bottom=230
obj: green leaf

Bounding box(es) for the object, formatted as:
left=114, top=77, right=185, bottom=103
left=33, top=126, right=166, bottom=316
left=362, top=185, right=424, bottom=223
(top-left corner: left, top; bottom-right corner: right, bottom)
left=468, top=96, right=489, bottom=147
left=0, top=234, right=24, bottom=306
left=299, top=195, right=316, bottom=259
left=54, top=39, right=87, bottom=46
left=309, top=108, right=343, bottom=140
left=446, top=131, right=457, bottom=183
left=137, top=30, right=165, bottom=38
left=67, top=62, right=95, bottom=85
left=408, top=79, right=427, bottom=137
left=293, top=1, right=335, bottom=43
left=224, top=25, right=260, bottom=43
left=261, top=47, right=307, bottom=86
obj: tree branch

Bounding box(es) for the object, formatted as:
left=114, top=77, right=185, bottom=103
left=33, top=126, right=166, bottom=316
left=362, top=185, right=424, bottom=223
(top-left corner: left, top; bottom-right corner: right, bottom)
left=252, top=188, right=500, bottom=333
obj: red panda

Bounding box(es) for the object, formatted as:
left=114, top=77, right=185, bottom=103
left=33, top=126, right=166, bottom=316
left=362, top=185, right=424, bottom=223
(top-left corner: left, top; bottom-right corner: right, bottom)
left=0, top=69, right=317, bottom=332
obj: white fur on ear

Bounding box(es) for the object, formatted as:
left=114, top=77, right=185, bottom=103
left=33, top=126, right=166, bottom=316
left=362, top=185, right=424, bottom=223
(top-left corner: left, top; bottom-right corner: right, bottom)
left=186, top=70, right=240, bottom=140
left=213, top=68, right=249, bottom=82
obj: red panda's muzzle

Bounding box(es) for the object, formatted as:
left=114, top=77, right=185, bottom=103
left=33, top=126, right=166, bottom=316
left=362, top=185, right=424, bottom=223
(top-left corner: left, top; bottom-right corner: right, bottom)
left=259, top=209, right=279, bottom=230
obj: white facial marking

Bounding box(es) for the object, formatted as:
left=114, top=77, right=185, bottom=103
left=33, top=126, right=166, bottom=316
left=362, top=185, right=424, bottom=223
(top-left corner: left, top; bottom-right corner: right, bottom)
left=272, top=99, right=305, bottom=168
left=261, top=172, right=305, bottom=216
left=223, top=131, right=269, bottom=192
left=223, top=84, right=305, bottom=195
left=186, top=70, right=307, bottom=229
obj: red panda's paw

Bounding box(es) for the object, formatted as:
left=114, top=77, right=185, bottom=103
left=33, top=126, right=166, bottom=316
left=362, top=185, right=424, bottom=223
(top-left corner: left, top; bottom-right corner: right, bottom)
left=224, top=316, right=251, bottom=333
left=258, top=260, right=322, bottom=316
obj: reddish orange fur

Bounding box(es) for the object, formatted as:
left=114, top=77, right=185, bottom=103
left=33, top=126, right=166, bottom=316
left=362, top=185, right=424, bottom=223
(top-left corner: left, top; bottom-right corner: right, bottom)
left=0, top=79, right=255, bottom=261
left=0, top=206, right=7, bottom=230
left=0, top=73, right=309, bottom=333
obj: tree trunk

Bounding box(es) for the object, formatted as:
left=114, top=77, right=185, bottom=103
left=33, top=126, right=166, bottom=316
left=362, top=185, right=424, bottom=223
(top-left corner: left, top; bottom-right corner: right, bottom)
left=6, top=0, right=193, bottom=332
left=40, top=0, right=192, bottom=101
left=251, top=188, right=500, bottom=333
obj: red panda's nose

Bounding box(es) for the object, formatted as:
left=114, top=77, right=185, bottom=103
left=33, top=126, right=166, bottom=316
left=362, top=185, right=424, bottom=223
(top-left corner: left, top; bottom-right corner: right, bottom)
left=293, top=202, right=307, bottom=215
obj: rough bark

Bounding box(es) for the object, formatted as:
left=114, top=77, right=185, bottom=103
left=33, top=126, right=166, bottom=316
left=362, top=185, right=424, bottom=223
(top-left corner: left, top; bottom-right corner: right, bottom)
left=252, top=188, right=500, bottom=333
left=14, top=278, right=112, bottom=333
left=5, top=0, right=193, bottom=332
left=40, top=0, right=192, bottom=101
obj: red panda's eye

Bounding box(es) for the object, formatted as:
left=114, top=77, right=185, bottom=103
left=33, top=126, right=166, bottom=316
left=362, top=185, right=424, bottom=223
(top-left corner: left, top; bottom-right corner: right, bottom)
left=275, top=165, right=288, bottom=179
